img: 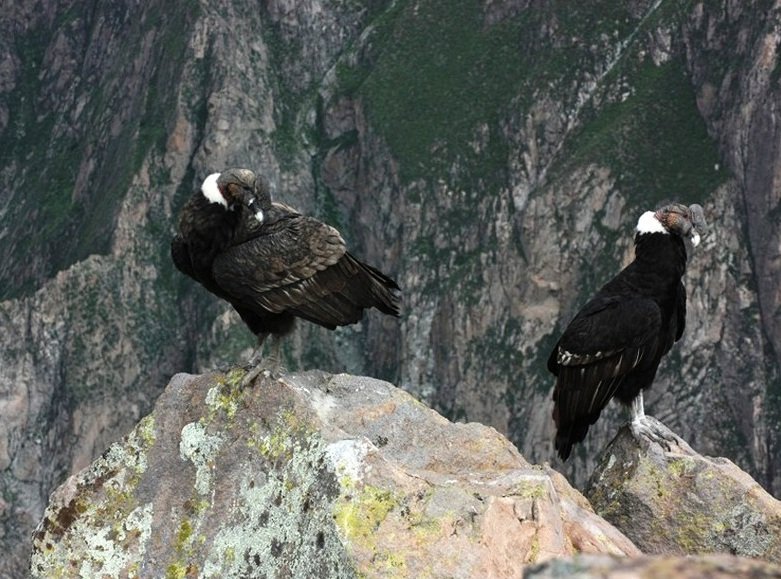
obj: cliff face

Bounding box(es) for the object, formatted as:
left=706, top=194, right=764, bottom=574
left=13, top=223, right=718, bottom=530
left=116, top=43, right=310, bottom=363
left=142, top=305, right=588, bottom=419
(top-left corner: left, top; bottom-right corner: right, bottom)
left=2, top=0, right=781, bottom=574
left=314, top=0, right=781, bottom=490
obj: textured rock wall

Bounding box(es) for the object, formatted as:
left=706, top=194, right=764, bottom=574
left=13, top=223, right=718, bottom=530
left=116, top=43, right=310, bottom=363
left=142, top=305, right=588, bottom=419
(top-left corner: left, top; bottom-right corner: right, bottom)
left=2, top=0, right=781, bottom=574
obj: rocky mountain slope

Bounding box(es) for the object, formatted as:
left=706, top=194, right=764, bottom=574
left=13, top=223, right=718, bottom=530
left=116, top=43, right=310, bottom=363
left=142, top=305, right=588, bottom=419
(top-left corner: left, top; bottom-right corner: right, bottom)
left=2, top=0, right=780, bottom=574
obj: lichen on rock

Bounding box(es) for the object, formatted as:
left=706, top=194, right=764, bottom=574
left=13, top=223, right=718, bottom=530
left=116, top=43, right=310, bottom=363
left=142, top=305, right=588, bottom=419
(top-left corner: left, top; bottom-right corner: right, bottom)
left=30, top=415, right=157, bottom=577
left=586, top=420, right=781, bottom=563
left=31, top=371, right=639, bottom=577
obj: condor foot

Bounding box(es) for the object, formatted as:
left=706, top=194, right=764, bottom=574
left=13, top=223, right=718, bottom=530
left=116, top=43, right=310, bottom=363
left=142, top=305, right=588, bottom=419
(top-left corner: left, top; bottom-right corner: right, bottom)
left=239, top=363, right=269, bottom=388
left=629, top=415, right=685, bottom=452
left=239, top=358, right=286, bottom=387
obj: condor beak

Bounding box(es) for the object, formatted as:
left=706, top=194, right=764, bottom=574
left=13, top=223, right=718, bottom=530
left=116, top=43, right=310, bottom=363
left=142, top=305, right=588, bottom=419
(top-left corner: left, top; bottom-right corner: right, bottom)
left=246, top=198, right=265, bottom=224
left=688, top=204, right=707, bottom=247
left=238, top=189, right=265, bottom=224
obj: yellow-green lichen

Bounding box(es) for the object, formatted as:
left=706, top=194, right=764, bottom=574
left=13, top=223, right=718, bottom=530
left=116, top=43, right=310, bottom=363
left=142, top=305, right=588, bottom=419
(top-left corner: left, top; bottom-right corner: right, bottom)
left=175, top=520, right=193, bottom=551
left=136, top=415, right=157, bottom=449
left=164, top=504, right=209, bottom=579
left=165, top=562, right=187, bottom=579
left=375, top=551, right=408, bottom=575
left=31, top=414, right=157, bottom=577
left=516, top=481, right=548, bottom=500
left=201, top=367, right=253, bottom=424
left=673, top=509, right=713, bottom=552
left=247, top=409, right=315, bottom=463
left=528, top=533, right=541, bottom=563
left=668, top=457, right=694, bottom=478
left=224, top=546, right=236, bottom=564
left=334, top=484, right=397, bottom=543
left=410, top=516, right=442, bottom=539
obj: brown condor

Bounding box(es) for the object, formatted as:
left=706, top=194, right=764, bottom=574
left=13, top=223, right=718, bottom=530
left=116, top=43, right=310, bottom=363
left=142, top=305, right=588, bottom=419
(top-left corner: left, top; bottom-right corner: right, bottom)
left=171, top=168, right=401, bottom=379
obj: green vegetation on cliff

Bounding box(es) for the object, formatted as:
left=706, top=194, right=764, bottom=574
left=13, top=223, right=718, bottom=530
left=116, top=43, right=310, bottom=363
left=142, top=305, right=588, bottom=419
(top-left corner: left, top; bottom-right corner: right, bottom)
left=0, top=1, right=198, bottom=300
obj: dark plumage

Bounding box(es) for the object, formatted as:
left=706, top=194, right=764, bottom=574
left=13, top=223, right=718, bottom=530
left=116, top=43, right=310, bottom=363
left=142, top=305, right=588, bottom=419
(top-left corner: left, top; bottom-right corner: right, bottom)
left=548, top=203, right=706, bottom=460
left=171, top=168, right=401, bottom=369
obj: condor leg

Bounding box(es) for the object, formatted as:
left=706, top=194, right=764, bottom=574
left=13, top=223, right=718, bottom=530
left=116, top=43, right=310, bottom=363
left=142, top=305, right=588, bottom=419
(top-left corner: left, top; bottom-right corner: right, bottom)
left=628, top=391, right=683, bottom=451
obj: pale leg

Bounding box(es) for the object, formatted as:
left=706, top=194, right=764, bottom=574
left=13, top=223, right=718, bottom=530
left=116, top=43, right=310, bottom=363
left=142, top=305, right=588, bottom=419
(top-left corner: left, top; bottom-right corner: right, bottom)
left=628, top=391, right=682, bottom=451
left=240, top=332, right=269, bottom=387
left=630, top=391, right=645, bottom=421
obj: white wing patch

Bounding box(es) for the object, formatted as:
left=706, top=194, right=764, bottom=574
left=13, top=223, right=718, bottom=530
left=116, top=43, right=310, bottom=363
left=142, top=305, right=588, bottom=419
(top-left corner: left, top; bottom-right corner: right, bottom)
left=557, top=347, right=616, bottom=366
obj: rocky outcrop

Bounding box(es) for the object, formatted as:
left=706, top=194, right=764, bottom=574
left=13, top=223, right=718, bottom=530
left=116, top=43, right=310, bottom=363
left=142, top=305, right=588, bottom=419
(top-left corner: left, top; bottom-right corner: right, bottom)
left=31, top=370, right=639, bottom=577
left=524, top=554, right=781, bottom=578
left=586, top=417, right=781, bottom=562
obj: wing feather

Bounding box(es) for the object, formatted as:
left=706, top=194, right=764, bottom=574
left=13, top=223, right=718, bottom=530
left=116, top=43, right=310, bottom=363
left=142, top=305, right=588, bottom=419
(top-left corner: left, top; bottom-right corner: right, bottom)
left=170, top=235, right=195, bottom=279
left=212, top=214, right=399, bottom=329
left=550, top=296, right=662, bottom=458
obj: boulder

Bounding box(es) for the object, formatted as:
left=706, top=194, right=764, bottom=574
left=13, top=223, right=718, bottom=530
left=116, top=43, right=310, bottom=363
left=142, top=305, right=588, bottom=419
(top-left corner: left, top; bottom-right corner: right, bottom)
left=31, top=370, right=639, bottom=578
left=524, top=553, right=781, bottom=578
left=586, top=417, right=781, bottom=563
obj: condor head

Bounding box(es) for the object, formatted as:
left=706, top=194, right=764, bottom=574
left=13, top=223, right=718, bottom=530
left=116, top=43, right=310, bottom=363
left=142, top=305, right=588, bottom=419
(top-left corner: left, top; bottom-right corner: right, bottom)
left=655, top=203, right=707, bottom=246
left=201, top=168, right=269, bottom=223
left=637, top=203, right=707, bottom=247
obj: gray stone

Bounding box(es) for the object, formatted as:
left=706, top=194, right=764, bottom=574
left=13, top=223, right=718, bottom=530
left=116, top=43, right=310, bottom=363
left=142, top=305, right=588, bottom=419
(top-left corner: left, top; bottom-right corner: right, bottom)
left=524, top=553, right=781, bottom=578
left=31, top=370, right=639, bottom=578
left=586, top=418, right=781, bottom=563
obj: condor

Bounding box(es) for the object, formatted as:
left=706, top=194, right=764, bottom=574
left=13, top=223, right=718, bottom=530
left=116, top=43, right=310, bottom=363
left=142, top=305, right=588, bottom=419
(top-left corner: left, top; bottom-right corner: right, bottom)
left=548, top=203, right=706, bottom=460
left=171, top=168, right=401, bottom=379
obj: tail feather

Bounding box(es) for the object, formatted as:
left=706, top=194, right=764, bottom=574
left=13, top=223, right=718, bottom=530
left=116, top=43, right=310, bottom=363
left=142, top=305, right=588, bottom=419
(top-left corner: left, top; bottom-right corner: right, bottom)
left=346, top=253, right=401, bottom=316
left=555, top=421, right=592, bottom=461
left=553, top=383, right=604, bottom=461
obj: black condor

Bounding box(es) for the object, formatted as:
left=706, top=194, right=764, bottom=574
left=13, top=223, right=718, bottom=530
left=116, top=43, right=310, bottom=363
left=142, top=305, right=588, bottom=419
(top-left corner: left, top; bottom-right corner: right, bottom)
left=548, top=203, right=706, bottom=460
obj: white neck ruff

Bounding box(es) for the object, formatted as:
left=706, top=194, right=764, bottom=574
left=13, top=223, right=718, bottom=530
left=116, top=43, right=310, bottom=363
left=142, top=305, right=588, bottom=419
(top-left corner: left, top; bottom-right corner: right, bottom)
left=635, top=211, right=668, bottom=235
left=201, top=173, right=227, bottom=207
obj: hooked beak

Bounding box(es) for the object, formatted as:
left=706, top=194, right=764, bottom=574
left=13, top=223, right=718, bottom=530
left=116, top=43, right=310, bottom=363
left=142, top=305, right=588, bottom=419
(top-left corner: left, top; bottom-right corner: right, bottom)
left=688, top=204, right=707, bottom=247
left=238, top=189, right=265, bottom=224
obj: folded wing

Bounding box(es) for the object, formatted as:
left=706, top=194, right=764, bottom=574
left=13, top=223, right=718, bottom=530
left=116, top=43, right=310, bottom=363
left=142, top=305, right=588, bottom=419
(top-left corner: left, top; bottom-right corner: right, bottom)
left=212, top=215, right=400, bottom=330
left=549, top=296, right=662, bottom=459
